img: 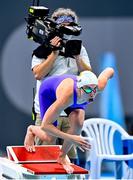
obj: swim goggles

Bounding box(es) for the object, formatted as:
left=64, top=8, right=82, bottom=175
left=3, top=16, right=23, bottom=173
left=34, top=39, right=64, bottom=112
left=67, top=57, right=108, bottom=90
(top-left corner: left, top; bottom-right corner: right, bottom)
left=81, top=86, right=98, bottom=94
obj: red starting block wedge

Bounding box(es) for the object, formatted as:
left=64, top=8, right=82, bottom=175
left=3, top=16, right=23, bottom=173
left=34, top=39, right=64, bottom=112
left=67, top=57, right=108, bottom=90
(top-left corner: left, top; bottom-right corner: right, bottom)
left=6, top=145, right=89, bottom=179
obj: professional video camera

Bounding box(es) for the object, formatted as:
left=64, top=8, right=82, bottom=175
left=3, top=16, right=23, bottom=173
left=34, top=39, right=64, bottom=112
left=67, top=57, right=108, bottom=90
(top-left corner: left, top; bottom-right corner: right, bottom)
left=25, top=1, right=82, bottom=57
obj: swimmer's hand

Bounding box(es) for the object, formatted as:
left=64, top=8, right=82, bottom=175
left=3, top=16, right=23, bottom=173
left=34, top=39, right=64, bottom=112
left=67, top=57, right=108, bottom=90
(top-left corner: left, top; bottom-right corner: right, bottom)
left=71, top=135, right=91, bottom=151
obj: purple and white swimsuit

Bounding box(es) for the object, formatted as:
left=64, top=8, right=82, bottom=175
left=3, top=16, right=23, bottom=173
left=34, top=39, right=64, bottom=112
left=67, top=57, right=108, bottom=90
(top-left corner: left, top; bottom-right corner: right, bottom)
left=39, top=74, right=88, bottom=126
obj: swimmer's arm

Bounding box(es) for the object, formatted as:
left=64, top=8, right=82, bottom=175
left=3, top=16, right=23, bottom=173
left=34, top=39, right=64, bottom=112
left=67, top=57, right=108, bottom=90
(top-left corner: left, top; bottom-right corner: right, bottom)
left=98, top=67, right=114, bottom=91
left=40, top=93, right=74, bottom=141
left=41, top=77, right=74, bottom=141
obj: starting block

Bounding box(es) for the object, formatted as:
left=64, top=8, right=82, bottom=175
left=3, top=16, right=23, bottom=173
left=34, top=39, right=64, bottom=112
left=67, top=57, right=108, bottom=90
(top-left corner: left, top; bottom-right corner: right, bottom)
left=3, top=145, right=89, bottom=179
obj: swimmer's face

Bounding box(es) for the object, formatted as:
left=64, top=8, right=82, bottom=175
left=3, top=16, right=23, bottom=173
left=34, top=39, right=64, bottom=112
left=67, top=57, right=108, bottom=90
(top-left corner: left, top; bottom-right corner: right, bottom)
left=81, top=84, right=98, bottom=101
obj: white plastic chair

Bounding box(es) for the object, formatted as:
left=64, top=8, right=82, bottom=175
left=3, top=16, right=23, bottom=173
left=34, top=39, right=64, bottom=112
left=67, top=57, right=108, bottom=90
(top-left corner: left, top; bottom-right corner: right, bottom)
left=81, top=118, right=133, bottom=179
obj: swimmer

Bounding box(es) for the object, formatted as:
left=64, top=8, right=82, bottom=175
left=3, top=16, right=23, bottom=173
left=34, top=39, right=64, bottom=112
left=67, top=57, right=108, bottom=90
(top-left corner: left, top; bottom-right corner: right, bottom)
left=24, top=67, right=114, bottom=173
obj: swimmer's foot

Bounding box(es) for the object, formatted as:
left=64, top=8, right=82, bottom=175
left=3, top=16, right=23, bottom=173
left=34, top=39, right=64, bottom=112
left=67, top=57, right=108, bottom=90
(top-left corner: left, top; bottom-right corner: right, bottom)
left=57, top=153, right=74, bottom=174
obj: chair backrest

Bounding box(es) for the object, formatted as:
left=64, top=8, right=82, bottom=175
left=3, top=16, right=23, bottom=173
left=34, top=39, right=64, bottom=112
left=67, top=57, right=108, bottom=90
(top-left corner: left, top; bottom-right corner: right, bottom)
left=82, top=118, right=129, bottom=156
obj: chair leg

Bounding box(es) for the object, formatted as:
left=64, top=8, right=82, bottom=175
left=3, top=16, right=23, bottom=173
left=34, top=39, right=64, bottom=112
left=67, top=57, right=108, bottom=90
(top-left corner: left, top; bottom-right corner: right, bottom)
left=89, top=159, right=102, bottom=179
left=115, top=161, right=123, bottom=179
left=96, top=159, right=102, bottom=179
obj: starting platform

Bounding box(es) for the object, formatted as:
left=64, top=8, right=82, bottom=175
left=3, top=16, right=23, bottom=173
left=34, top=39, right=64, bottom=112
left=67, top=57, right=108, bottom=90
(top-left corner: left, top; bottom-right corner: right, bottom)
left=0, top=145, right=89, bottom=179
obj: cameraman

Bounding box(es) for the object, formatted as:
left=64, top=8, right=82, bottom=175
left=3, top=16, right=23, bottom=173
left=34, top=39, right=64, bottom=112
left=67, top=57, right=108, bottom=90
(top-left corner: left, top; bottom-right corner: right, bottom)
left=31, top=8, right=92, bottom=164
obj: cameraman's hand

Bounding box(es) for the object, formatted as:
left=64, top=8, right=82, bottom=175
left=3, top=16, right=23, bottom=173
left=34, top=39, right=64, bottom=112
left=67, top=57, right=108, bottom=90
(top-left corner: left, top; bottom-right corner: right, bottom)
left=50, top=36, right=61, bottom=49
left=73, top=55, right=80, bottom=60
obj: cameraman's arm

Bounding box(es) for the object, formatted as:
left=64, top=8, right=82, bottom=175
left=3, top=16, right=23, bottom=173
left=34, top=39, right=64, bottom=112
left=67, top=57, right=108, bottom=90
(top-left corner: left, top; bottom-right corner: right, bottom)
left=32, top=36, right=61, bottom=80
left=32, top=51, right=59, bottom=80
left=75, top=55, right=92, bottom=72
left=74, top=46, right=92, bottom=72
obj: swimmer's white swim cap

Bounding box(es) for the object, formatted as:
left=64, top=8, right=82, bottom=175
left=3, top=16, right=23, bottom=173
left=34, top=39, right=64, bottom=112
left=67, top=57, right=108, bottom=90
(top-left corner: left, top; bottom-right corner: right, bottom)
left=77, top=71, right=98, bottom=88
